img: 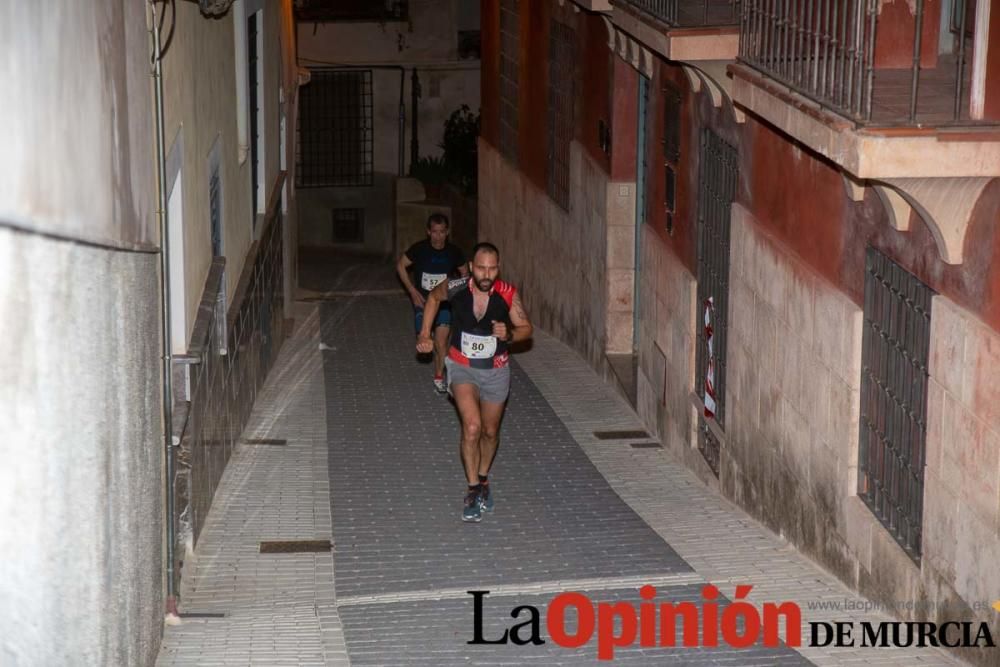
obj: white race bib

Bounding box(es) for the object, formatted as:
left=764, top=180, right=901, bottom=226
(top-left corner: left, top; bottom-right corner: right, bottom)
left=461, top=332, right=497, bottom=359
left=421, top=272, right=447, bottom=291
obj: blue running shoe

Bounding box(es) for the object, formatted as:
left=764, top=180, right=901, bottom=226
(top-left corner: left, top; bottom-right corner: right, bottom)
left=479, top=482, right=494, bottom=513
left=462, top=487, right=483, bottom=522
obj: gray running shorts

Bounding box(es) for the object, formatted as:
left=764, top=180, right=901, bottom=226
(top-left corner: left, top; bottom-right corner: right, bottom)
left=445, top=357, right=511, bottom=404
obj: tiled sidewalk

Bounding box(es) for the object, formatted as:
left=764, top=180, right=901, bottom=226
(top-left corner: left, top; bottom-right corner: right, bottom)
left=157, top=303, right=350, bottom=666
left=156, top=288, right=965, bottom=666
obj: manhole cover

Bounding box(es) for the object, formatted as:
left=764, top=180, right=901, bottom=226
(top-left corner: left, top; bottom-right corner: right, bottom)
left=259, top=540, right=332, bottom=554
left=593, top=430, right=650, bottom=440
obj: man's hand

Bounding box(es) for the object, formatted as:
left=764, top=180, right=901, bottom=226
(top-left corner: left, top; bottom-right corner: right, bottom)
left=410, top=290, right=426, bottom=308
left=416, top=333, right=434, bottom=354
left=491, top=320, right=511, bottom=342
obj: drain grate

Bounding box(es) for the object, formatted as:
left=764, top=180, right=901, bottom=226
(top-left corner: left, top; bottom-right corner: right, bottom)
left=241, top=438, right=287, bottom=446
left=629, top=442, right=662, bottom=449
left=259, top=539, right=332, bottom=554
left=178, top=612, right=226, bottom=618
left=592, top=430, right=650, bottom=440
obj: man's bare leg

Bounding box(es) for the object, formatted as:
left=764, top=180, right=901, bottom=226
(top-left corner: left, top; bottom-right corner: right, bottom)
left=477, top=399, right=506, bottom=477
left=452, top=383, right=483, bottom=485
left=477, top=399, right=506, bottom=512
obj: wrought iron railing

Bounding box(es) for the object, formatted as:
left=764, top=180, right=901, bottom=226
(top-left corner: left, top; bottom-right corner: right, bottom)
left=623, top=0, right=740, bottom=27
left=295, top=0, right=407, bottom=22
left=739, top=0, right=980, bottom=125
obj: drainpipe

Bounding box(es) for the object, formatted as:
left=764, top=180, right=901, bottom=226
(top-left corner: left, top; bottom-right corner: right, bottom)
left=410, top=68, right=420, bottom=172
left=399, top=66, right=406, bottom=176
left=147, top=0, right=179, bottom=618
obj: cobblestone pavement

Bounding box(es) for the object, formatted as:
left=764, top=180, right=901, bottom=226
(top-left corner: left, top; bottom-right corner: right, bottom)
left=157, top=258, right=966, bottom=666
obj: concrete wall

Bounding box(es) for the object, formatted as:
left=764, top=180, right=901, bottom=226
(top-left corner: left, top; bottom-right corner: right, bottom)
left=0, top=1, right=162, bottom=664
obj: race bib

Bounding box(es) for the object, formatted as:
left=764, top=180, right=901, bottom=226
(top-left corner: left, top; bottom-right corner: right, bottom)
left=421, top=272, right=447, bottom=291
left=461, top=332, right=497, bottom=359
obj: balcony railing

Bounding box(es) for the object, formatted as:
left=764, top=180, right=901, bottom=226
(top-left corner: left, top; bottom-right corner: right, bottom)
left=738, top=0, right=981, bottom=126
left=623, top=0, right=740, bottom=28
left=294, top=0, right=408, bottom=22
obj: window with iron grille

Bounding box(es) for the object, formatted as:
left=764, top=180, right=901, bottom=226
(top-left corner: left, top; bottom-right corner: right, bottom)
left=248, top=11, right=260, bottom=215
left=663, top=83, right=681, bottom=235
left=547, top=19, right=575, bottom=211
left=210, top=164, right=222, bottom=257
left=694, top=129, right=738, bottom=477
left=332, top=208, right=365, bottom=243
left=858, top=247, right=933, bottom=563
left=499, top=0, right=520, bottom=165
left=296, top=69, right=374, bottom=187
left=294, top=0, right=408, bottom=22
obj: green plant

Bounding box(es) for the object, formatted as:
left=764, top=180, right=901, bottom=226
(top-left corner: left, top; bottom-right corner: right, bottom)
left=409, top=155, right=448, bottom=187
left=440, top=105, right=480, bottom=195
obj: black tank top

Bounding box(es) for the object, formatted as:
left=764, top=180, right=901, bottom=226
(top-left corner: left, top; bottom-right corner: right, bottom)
left=446, top=277, right=516, bottom=369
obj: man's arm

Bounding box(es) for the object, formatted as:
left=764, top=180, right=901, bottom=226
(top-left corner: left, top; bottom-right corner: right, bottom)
left=492, top=293, right=533, bottom=344
left=416, top=280, right=449, bottom=353
left=396, top=254, right=424, bottom=307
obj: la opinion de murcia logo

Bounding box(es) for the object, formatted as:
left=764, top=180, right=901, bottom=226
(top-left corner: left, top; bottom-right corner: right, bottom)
left=467, top=586, right=997, bottom=661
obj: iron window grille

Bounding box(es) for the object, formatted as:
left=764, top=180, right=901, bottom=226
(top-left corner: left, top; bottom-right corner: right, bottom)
left=662, top=83, right=681, bottom=234
left=210, top=166, right=223, bottom=257
left=296, top=69, right=374, bottom=188
left=248, top=11, right=260, bottom=216
left=332, top=207, right=365, bottom=244
left=499, top=0, right=520, bottom=166
left=858, top=247, right=933, bottom=563
left=637, top=76, right=650, bottom=227
left=547, top=19, right=575, bottom=211
left=294, top=0, right=408, bottom=22
left=694, top=129, right=739, bottom=477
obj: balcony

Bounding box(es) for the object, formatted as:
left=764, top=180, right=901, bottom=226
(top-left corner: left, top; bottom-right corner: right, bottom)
left=611, top=0, right=741, bottom=60
left=734, top=0, right=997, bottom=127
left=625, top=0, right=739, bottom=26
left=730, top=0, right=1000, bottom=267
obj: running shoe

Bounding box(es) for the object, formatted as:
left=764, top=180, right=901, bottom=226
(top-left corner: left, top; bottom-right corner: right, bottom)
left=433, top=375, right=447, bottom=394
left=479, top=482, right=494, bottom=513
left=462, top=487, right=483, bottom=522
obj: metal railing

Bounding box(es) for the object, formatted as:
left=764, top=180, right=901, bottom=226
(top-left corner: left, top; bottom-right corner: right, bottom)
left=623, top=0, right=740, bottom=28
left=739, top=0, right=976, bottom=125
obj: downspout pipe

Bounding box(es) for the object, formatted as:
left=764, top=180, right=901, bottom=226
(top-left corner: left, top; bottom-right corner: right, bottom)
left=148, top=0, right=179, bottom=617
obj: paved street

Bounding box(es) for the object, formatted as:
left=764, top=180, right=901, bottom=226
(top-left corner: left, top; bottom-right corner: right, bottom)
left=157, top=259, right=965, bottom=666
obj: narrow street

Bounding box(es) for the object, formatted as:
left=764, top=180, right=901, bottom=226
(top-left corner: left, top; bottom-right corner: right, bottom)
left=156, top=258, right=964, bottom=666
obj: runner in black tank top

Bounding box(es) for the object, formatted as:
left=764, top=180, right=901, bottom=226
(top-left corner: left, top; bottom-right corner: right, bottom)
left=417, top=243, right=533, bottom=522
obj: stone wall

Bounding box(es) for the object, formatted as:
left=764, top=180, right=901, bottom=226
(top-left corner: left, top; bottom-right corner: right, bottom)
left=719, top=203, right=998, bottom=665
left=635, top=225, right=701, bottom=475
left=479, top=141, right=610, bottom=369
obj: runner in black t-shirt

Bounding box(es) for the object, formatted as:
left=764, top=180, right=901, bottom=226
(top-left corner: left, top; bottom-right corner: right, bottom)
left=396, top=213, right=467, bottom=393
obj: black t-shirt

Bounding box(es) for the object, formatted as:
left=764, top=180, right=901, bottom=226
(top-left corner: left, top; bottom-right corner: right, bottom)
left=405, top=240, right=466, bottom=296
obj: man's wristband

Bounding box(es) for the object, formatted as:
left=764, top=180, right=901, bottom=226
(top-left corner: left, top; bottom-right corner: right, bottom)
left=505, top=328, right=515, bottom=344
